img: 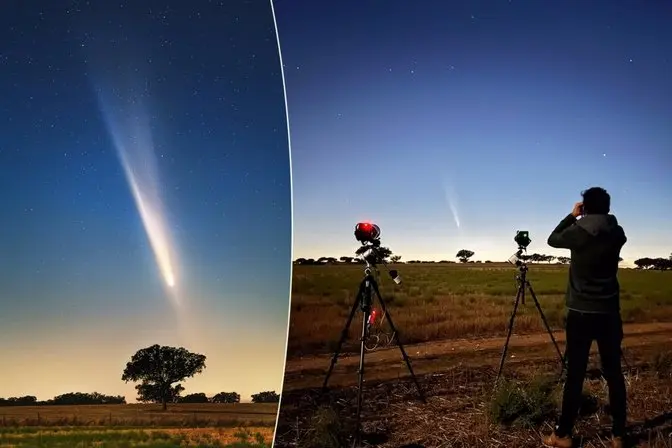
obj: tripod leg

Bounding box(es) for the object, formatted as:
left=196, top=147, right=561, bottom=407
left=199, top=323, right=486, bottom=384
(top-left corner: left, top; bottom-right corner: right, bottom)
left=323, top=285, right=363, bottom=391
left=496, top=285, right=523, bottom=383
left=527, top=282, right=566, bottom=375
left=352, top=307, right=370, bottom=448
left=372, top=282, right=426, bottom=403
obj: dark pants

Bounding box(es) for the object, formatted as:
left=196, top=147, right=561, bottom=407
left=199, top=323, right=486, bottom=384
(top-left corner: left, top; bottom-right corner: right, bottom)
left=556, top=309, right=627, bottom=438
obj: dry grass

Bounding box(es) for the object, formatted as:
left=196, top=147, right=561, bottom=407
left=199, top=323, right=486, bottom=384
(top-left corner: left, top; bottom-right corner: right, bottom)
left=0, top=403, right=278, bottom=427
left=288, top=264, right=672, bottom=357
left=275, top=263, right=672, bottom=447
left=275, top=351, right=672, bottom=448
left=0, top=426, right=273, bottom=447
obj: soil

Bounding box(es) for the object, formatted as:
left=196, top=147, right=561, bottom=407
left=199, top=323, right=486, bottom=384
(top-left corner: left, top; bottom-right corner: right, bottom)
left=283, top=322, right=672, bottom=391
left=275, top=322, right=672, bottom=448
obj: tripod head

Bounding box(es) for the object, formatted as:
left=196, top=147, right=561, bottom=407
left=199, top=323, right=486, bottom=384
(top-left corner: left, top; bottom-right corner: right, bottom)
left=508, top=230, right=532, bottom=272
left=355, top=238, right=401, bottom=285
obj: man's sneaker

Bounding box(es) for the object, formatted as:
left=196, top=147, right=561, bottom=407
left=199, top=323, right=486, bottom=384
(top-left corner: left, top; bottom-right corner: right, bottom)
left=542, top=432, right=573, bottom=448
left=611, top=436, right=624, bottom=448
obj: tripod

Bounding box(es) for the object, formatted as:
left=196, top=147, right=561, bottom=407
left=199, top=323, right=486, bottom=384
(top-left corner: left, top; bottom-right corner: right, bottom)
left=496, top=262, right=565, bottom=382
left=323, top=262, right=426, bottom=447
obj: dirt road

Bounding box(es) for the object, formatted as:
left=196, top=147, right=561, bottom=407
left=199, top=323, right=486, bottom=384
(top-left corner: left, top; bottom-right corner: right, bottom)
left=283, top=322, right=672, bottom=390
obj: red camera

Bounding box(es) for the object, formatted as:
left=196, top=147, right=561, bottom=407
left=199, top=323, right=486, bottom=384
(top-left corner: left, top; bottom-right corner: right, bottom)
left=354, top=222, right=380, bottom=243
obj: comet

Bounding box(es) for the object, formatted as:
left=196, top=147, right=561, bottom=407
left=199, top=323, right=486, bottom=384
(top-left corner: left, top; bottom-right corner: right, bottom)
left=94, top=85, right=179, bottom=296
left=443, top=181, right=461, bottom=229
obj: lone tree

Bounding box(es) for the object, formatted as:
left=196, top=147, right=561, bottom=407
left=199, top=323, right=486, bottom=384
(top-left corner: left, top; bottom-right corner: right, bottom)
left=251, top=391, right=280, bottom=403
left=121, top=345, right=206, bottom=411
left=456, top=249, right=475, bottom=263
left=390, top=255, right=402, bottom=263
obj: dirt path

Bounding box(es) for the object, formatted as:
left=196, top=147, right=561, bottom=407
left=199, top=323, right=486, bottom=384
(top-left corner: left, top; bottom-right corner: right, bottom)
left=283, top=322, right=672, bottom=390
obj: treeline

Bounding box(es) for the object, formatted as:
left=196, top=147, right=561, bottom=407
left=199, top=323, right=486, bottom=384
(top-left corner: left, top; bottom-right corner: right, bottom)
left=0, top=393, right=125, bottom=407
left=0, top=390, right=279, bottom=407
left=295, top=251, right=672, bottom=270
left=633, top=257, right=672, bottom=270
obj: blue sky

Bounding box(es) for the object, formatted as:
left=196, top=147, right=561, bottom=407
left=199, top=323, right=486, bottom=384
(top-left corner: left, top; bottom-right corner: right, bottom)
left=275, top=0, right=671, bottom=265
left=0, top=0, right=290, bottom=402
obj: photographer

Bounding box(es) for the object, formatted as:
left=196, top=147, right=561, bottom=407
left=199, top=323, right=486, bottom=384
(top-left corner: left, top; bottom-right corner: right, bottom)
left=543, top=187, right=627, bottom=448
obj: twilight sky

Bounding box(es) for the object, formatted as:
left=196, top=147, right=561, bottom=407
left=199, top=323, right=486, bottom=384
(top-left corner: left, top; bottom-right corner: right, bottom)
left=275, top=0, right=671, bottom=265
left=0, top=1, right=290, bottom=402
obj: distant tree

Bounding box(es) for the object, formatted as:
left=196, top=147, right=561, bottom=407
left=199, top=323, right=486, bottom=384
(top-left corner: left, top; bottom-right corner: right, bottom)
left=456, top=249, right=475, bottom=263
left=339, top=256, right=354, bottom=264
left=122, top=345, right=206, bottom=411
left=294, top=258, right=307, bottom=265
left=0, top=396, right=37, bottom=407
left=52, top=392, right=125, bottom=405
left=557, top=256, right=570, bottom=264
left=654, top=257, right=672, bottom=270
left=179, top=393, right=209, bottom=404
left=251, top=391, right=280, bottom=403
left=634, top=257, right=672, bottom=270
left=439, top=260, right=449, bottom=264
left=390, top=255, right=402, bottom=263
left=634, top=258, right=649, bottom=269
left=211, top=392, right=240, bottom=403
left=484, top=260, right=492, bottom=264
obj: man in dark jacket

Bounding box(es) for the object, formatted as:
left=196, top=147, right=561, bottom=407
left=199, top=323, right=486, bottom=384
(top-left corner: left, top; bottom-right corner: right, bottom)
left=542, top=187, right=627, bottom=448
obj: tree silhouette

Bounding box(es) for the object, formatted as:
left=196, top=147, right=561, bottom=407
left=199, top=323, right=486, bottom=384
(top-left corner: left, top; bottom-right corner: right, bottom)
left=456, top=249, right=475, bottom=263
left=212, top=392, right=240, bottom=403
left=179, top=393, right=209, bottom=403
left=557, top=256, right=570, bottom=264
left=634, top=257, right=672, bottom=270
left=121, top=345, right=206, bottom=411
left=339, top=256, right=354, bottom=263
left=251, top=391, right=279, bottom=403
left=390, top=255, right=402, bottom=263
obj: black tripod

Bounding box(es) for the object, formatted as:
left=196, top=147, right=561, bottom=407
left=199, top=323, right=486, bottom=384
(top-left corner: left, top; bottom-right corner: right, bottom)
left=496, top=262, right=565, bottom=382
left=323, top=262, right=425, bottom=447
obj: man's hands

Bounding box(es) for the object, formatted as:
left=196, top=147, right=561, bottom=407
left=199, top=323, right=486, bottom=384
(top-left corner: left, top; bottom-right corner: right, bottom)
left=571, top=202, right=584, bottom=218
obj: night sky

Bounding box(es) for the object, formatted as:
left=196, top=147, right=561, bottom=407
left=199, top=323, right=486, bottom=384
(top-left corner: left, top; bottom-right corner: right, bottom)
left=0, top=1, right=291, bottom=402
left=275, top=0, right=671, bottom=264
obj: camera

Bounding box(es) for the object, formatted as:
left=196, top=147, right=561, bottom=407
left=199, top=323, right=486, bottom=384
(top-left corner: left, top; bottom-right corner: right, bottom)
left=508, top=231, right=531, bottom=267
left=514, top=230, right=531, bottom=250
left=354, top=222, right=380, bottom=244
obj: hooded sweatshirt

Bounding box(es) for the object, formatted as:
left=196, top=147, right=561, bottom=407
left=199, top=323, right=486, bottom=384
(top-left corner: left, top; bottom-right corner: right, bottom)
left=547, top=213, right=627, bottom=314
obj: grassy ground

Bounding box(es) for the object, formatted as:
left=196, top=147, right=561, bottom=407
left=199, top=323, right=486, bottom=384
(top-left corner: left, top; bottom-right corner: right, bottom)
left=0, top=403, right=277, bottom=427
left=0, top=403, right=277, bottom=447
left=0, top=426, right=272, bottom=447
left=288, top=263, right=672, bottom=357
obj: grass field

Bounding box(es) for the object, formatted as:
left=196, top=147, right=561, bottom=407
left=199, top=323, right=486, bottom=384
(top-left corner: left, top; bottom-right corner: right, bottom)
left=276, top=263, right=672, bottom=447
left=288, top=263, right=672, bottom=357
left=0, top=403, right=277, bottom=447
